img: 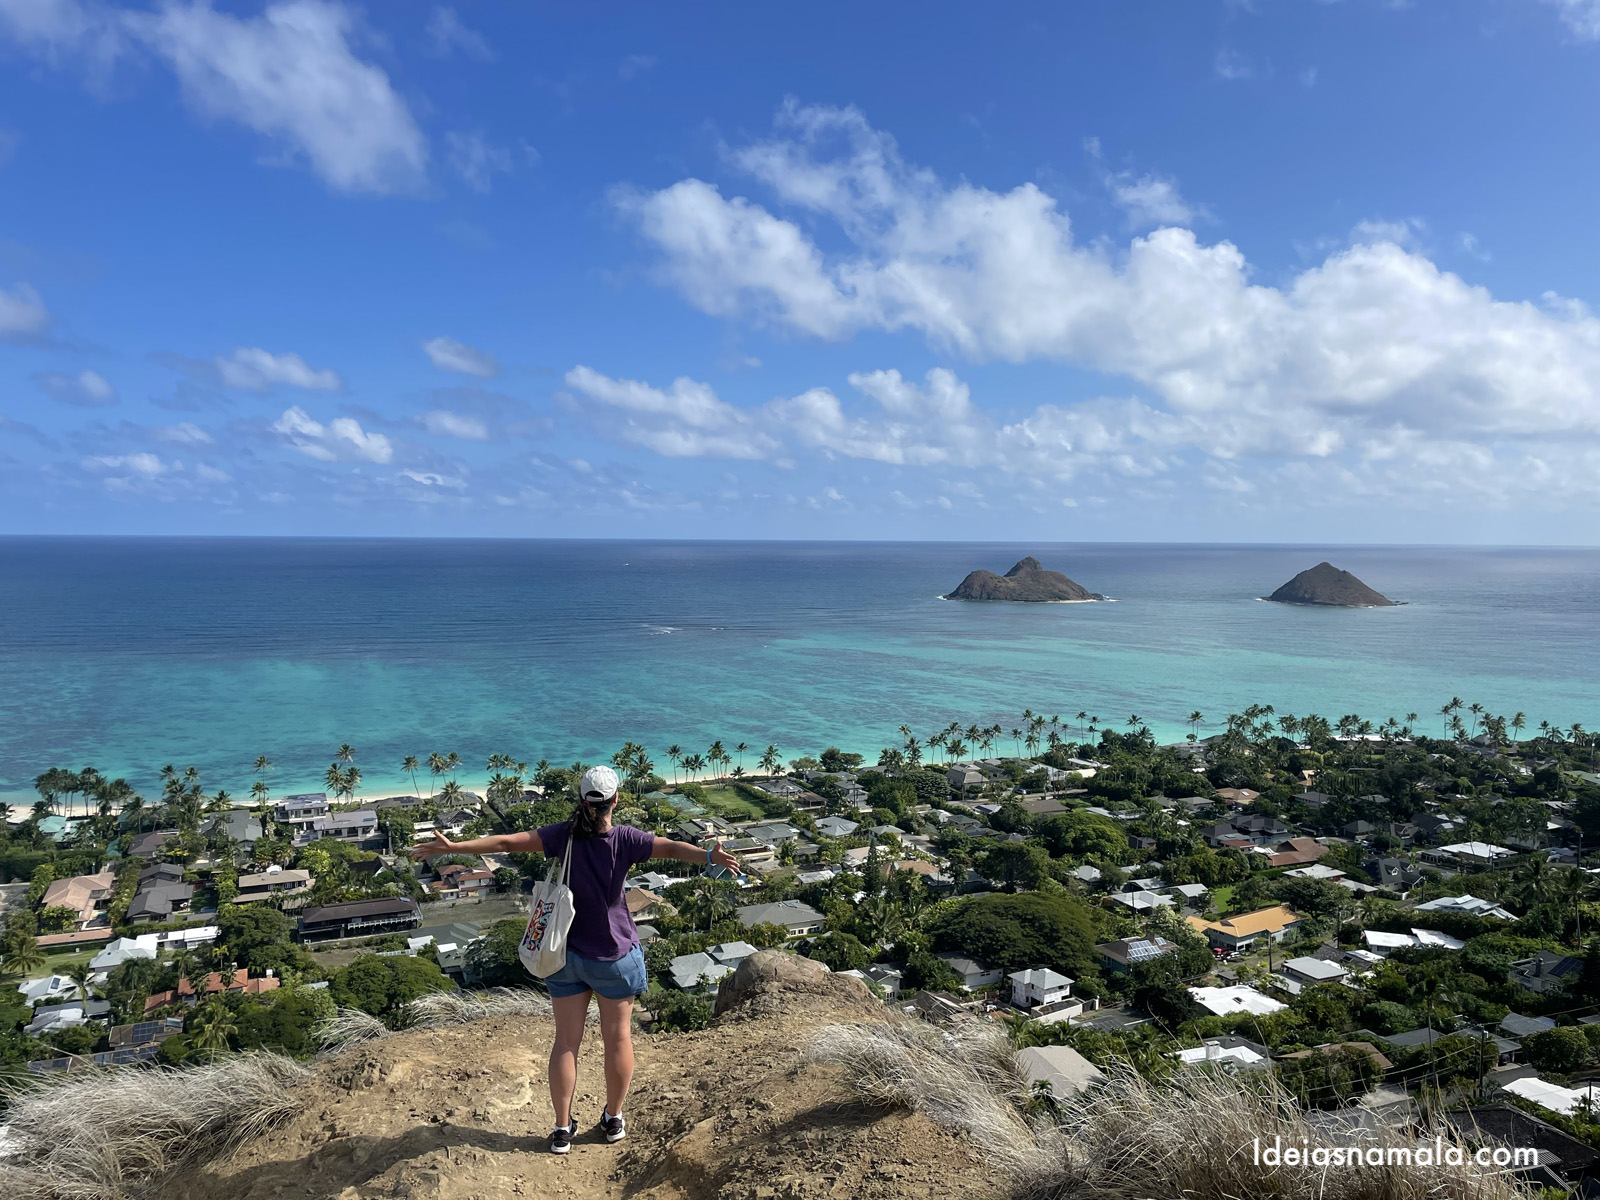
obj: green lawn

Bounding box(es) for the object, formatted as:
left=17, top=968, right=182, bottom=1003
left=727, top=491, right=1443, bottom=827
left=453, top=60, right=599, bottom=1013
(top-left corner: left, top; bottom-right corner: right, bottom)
left=696, top=786, right=764, bottom=822
left=1208, top=885, right=1235, bottom=914
left=40, top=944, right=105, bottom=973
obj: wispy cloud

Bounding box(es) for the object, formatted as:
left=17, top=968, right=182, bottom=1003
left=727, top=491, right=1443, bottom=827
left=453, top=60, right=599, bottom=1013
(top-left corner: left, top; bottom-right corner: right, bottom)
left=422, top=336, right=499, bottom=378
left=37, top=368, right=116, bottom=406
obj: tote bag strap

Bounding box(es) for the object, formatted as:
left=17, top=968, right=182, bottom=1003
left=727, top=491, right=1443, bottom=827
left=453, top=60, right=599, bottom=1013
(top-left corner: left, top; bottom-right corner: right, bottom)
left=549, top=830, right=574, bottom=887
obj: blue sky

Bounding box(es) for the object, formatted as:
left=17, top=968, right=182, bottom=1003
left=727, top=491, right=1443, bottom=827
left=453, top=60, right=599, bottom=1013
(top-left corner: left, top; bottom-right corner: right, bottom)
left=3, top=0, right=1600, bottom=542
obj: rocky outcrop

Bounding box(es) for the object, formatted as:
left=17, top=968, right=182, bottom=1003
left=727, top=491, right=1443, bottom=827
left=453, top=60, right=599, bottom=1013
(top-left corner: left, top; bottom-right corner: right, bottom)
left=714, top=948, right=877, bottom=1020
left=1266, top=562, right=1395, bottom=607
left=944, top=556, right=1104, bottom=602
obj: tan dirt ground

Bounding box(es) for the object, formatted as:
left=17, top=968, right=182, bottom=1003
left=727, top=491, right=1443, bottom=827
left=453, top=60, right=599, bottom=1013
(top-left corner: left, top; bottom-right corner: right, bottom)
left=163, top=990, right=997, bottom=1200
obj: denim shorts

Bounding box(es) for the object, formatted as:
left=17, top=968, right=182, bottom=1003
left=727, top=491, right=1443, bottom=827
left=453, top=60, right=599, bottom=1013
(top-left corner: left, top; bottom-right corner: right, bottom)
left=545, top=944, right=647, bottom=1000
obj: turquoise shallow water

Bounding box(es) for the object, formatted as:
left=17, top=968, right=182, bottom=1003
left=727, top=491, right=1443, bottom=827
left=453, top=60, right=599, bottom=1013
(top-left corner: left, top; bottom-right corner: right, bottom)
left=0, top=538, right=1596, bottom=804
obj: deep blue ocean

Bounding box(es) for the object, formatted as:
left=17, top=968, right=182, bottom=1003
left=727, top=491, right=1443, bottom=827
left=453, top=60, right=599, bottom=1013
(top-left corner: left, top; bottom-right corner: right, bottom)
left=1, top=538, right=1596, bottom=805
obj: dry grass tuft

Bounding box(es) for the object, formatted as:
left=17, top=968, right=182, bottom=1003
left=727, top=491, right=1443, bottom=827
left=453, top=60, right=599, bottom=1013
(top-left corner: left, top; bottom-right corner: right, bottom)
left=0, top=1051, right=309, bottom=1200
left=811, top=1021, right=1526, bottom=1200
left=315, top=987, right=550, bottom=1053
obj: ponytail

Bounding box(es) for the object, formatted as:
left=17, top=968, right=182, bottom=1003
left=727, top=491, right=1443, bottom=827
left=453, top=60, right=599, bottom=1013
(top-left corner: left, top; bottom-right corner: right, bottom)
left=569, top=799, right=611, bottom=841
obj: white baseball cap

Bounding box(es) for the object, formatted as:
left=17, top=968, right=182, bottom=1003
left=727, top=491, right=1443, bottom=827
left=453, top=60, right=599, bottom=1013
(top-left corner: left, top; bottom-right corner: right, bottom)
left=579, top=765, right=620, bottom=802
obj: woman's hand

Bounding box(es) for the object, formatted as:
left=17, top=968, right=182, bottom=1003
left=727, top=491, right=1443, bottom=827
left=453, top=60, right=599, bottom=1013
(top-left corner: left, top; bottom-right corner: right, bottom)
left=708, top=840, right=742, bottom=873
left=411, top=831, right=456, bottom=860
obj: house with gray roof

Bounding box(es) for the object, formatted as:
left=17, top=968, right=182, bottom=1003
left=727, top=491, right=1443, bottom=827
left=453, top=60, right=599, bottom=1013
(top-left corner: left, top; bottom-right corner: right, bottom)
left=734, top=899, right=824, bottom=935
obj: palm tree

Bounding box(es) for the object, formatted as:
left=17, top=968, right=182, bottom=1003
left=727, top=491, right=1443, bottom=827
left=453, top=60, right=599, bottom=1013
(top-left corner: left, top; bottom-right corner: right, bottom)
left=1, top=935, right=45, bottom=979
left=439, top=779, right=464, bottom=806
left=683, top=753, right=706, bottom=781
left=343, top=767, right=362, bottom=804
left=191, top=1000, right=237, bottom=1055
left=734, top=742, right=748, bottom=772
left=666, top=745, right=683, bottom=785
left=249, top=781, right=269, bottom=811
left=445, top=752, right=461, bottom=785
left=68, top=962, right=96, bottom=1005
left=759, top=745, right=781, bottom=777
left=324, top=763, right=344, bottom=798
left=402, top=755, right=421, bottom=796
left=1188, top=711, right=1204, bottom=738
left=1512, top=712, right=1527, bottom=742
left=427, top=752, right=446, bottom=798
left=1010, top=727, right=1023, bottom=756
left=337, top=743, right=355, bottom=765
left=707, top=741, right=726, bottom=781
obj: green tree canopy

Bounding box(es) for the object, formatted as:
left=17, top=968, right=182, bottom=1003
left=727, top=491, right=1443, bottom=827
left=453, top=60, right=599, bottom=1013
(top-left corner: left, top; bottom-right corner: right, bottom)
left=926, top=891, right=1100, bottom=978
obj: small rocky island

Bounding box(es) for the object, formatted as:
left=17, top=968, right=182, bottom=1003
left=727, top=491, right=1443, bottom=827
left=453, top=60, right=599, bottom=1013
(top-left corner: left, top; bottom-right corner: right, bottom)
left=945, top=556, right=1105, bottom=602
left=1266, top=562, right=1396, bottom=607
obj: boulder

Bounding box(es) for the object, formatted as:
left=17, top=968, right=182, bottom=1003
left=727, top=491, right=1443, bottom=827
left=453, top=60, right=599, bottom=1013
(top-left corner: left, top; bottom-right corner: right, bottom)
left=713, top=949, right=876, bottom=1020
left=945, top=556, right=1104, bottom=602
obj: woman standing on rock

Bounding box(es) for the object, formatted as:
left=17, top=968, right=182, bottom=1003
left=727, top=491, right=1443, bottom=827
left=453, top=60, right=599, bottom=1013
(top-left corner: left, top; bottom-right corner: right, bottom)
left=412, top=764, right=742, bottom=1154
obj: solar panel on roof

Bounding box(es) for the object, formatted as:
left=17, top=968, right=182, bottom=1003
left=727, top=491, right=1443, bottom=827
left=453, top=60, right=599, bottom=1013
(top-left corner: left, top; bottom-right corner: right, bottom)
left=1126, top=939, right=1165, bottom=962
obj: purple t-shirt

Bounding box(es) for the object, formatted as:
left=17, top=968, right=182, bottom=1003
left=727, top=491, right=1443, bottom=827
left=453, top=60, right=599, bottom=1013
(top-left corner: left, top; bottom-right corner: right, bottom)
left=537, top=822, right=657, bottom=961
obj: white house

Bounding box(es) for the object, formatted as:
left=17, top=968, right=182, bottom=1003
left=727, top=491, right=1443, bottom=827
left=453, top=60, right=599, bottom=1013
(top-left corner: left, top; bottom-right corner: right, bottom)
left=1414, top=894, right=1518, bottom=921
left=1280, top=956, right=1349, bottom=986
left=1175, top=1036, right=1271, bottom=1072
left=1189, top=985, right=1287, bottom=1017
left=17, top=974, right=80, bottom=1007
left=90, top=935, right=160, bottom=972
left=1010, top=967, right=1075, bottom=1010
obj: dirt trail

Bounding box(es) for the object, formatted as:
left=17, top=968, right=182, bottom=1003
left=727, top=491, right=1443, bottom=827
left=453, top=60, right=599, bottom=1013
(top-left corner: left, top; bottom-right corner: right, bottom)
left=166, top=960, right=997, bottom=1200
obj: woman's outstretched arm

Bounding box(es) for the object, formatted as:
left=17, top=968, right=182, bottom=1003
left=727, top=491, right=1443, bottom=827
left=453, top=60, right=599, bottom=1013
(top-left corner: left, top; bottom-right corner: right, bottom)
left=652, top=837, right=742, bottom=872
left=410, top=829, right=543, bottom=859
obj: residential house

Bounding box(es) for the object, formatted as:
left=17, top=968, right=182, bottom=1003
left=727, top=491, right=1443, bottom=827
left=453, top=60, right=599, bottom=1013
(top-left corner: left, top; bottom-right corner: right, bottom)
left=1341, top=820, right=1377, bottom=839
left=744, top=821, right=803, bottom=844
left=234, top=867, right=313, bottom=904
left=1363, top=856, right=1423, bottom=895
left=25, top=1000, right=111, bottom=1036
left=1188, top=984, right=1287, bottom=1017
left=1096, top=936, right=1178, bottom=974
left=1414, top=894, right=1517, bottom=921
left=1110, top=889, right=1174, bottom=913
left=137, top=862, right=184, bottom=888
left=433, top=863, right=494, bottom=900
left=1215, top=788, right=1260, bottom=807
left=718, top=836, right=778, bottom=870
left=1510, top=951, right=1584, bottom=996
left=625, top=888, right=675, bottom=922
left=1017, top=1044, right=1105, bottom=1099
left=1284, top=863, right=1346, bottom=882
left=1279, top=1042, right=1393, bottom=1073
left=39, top=870, right=117, bottom=928
left=274, top=794, right=330, bottom=835
left=947, top=766, right=986, bottom=793
left=1446, top=1105, right=1600, bottom=1194
left=815, top=816, right=860, bottom=838
left=626, top=871, right=676, bottom=892
left=1363, top=928, right=1466, bottom=952
left=1185, top=905, right=1300, bottom=950
left=125, top=882, right=195, bottom=924
left=1165, top=883, right=1209, bottom=905
left=1070, top=864, right=1102, bottom=885
left=89, top=935, right=160, bottom=972
left=1009, top=968, right=1082, bottom=1023
left=666, top=941, right=754, bottom=991
left=200, top=808, right=261, bottom=853
left=1281, top=956, right=1349, bottom=987
left=17, top=974, right=81, bottom=1007
left=1262, top=837, right=1329, bottom=869
left=936, top=954, right=1004, bottom=991
left=295, top=809, right=379, bottom=847
left=756, top=779, right=803, bottom=801
left=126, top=830, right=177, bottom=859
left=297, top=897, right=421, bottom=940
left=1174, top=1035, right=1271, bottom=1072
left=1421, top=841, right=1514, bottom=871
left=143, top=970, right=281, bottom=1013
left=1020, top=797, right=1068, bottom=817
left=1501, top=1013, right=1557, bottom=1040
left=734, top=899, right=825, bottom=936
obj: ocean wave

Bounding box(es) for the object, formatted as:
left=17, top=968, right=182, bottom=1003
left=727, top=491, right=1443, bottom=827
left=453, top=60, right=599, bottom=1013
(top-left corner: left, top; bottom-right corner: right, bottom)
left=643, top=625, right=679, bottom=635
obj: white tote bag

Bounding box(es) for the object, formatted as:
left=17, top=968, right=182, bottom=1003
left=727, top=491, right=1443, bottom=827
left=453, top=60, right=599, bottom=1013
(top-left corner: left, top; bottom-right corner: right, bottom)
left=519, top=834, right=575, bottom=978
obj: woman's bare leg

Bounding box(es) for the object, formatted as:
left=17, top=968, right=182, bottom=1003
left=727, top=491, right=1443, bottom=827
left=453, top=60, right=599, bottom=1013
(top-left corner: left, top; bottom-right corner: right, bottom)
left=595, top=995, right=635, bottom=1117
left=549, top=991, right=591, bottom=1126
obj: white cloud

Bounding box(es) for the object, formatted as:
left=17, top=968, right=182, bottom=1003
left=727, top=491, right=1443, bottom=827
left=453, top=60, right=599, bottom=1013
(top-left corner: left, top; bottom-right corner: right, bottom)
left=618, top=52, right=655, bottom=80
left=400, top=467, right=466, bottom=488
left=422, top=335, right=498, bottom=377
left=0, top=282, right=50, bottom=340
left=611, top=101, right=1600, bottom=506
left=156, top=421, right=213, bottom=444
left=563, top=365, right=780, bottom=459
left=1543, top=0, right=1600, bottom=39
left=1214, top=48, right=1254, bottom=80
left=38, top=368, right=115, bottom=405
left=421, top=409, right=488, bottom=440
left=446, top=130, right=512, bottom=192
left=426, top=6, right=491, bottom=59
left=0, top=0, right=427, bottom=195
left=194, top=462, right=231, bottom=482
left=1106, top=172, right=1202, bottom=229
left=272, top=405, right=391, bottom=462
left=217, top=347, right=342, bottom=391
left=85, top=451, right=167, bottom=475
